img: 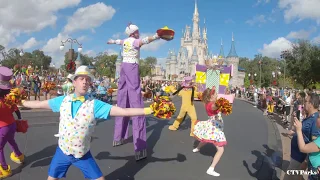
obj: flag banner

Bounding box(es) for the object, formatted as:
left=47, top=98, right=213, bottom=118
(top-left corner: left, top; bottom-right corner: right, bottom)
left=206, top=69, right=220, bottom=89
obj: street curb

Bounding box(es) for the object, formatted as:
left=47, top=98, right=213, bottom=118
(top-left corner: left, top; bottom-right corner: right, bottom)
left=236, top=98, right=283, bottom=180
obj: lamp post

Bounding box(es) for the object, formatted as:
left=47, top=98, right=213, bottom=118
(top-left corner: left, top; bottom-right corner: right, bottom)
left=59, top=38, right=83, bottom=71
left=280, top=50, right=289, bottom=88
left=257, top=54, right=262, bottom=87
left=248, top=73, right=257, bottom=85
left=272, top=71, right=281, bottom=86
left=19, top=49, right=24, bottom=65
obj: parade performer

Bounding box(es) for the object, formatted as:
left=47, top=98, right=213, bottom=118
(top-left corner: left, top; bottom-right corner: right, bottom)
left=192, top=87, right=229, bottom=177
left=107, top=23, right=161, bottom=160
left=169, top=76, right=197, bottom=136
left=21, top=66, right=154, bottom=180
left=62, top=74, right=74, bottom=95
left=0, top=67, right=25, bottom=178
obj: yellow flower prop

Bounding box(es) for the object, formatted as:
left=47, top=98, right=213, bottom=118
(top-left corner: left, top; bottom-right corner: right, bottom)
left=150, top=96, right=176, bottom=119
left=164, top=86, right=171, bottom=94
left=0, top=88, right=28, bottom=109
left=215, top=97, right=233, bottom=115
left=107, top=88, right=114, bottom=95
left=42, top=82, right=56, bottom=92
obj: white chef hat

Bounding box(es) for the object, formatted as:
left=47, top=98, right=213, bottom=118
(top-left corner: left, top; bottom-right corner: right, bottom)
left=125, top=23, right=139, bottom=36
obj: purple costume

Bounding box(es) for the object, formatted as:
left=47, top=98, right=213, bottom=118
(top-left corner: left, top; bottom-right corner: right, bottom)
left=109, top=24, right=160, bottom=160
left=113, top=38, right=147, bottom=160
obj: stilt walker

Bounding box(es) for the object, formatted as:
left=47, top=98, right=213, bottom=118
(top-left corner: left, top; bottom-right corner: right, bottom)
left=107, top=23, right=165, bottom=160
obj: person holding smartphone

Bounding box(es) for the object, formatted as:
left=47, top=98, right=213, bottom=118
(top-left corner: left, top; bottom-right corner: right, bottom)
left=284, top=93, right=320, bottom=180
left=294, top=114, right=320, bottom=180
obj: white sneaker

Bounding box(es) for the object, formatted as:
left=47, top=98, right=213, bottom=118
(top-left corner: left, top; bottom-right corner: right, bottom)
left=192, top=148, right=200, bottom=153
left=206, top=167, right=220, bottom=177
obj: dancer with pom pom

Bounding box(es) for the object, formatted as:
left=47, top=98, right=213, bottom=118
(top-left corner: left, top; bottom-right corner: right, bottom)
left=192, top=86, right=232, bottom=177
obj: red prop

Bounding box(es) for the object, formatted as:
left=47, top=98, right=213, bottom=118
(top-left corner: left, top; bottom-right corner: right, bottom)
left=16, top=120, right=28, bottom=133
left=157, top=26, right=175, bottom=41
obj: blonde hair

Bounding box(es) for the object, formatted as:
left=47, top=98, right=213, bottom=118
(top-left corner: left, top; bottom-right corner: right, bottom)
left=202, top=87, right=216, bottom=104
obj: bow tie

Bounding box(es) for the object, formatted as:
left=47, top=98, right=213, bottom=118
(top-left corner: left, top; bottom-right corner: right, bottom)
left=72, top=96, right=85, bottom=102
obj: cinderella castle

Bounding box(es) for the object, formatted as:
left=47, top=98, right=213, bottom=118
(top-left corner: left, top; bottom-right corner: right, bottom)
left=164, top=1, right=245, bottom=88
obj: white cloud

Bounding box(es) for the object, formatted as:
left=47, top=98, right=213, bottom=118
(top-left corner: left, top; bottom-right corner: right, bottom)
left=140, top=33, right=167, bottom=51
left=246, top=15, right=267, bottom=26
left=112, top=32, right=124, bottom=39
left=224, top=19, right=235, bottom=24
left=258, top=37, right=293, bottom=58
left=105, top=49, right=118, bottom=55
left=21, top=37, right=39, bottom=50
left=278, top=0, right=320, bottom=24
left=313, top=35, right=320, bottom=44
left=84, top=50, right=96, bottom=57
left=286, top=27, right=317, bottom=39
left=254, top=0, right=270, bottom=6
left=63, top=2, right=116, bottom=33
left=0, top=0, right=80, bottom=47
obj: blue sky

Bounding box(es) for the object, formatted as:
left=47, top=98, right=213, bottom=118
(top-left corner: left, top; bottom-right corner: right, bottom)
left=1, top=0, right=319, bottom=67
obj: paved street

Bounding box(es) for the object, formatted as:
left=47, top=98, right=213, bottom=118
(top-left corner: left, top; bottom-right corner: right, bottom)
left=6, top=98, right=282, bottom=180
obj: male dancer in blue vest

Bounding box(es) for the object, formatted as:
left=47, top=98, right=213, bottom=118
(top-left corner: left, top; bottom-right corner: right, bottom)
left=21, top=65, right=154, bottom=180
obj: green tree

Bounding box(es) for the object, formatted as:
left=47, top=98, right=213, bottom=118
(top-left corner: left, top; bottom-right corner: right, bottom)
left=281, top=40, right=319, bottom=89
left=94, top=53, right=117, bottom=78
left=138, top=56, right=157, bottom=77
left=0, top=47, right=51, bottom=70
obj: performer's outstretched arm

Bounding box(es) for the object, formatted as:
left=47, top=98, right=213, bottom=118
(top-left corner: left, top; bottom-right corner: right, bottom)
left=107, top=39, right=123, bottom=45
left=21, top=100, right=51, bottom=109
left=110, top=106, right=153, bottom=117
left=139, top=33, right=160, bottom=47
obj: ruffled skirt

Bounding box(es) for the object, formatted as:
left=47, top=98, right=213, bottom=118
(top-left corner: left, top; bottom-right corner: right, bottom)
left=193, top=115, right=227, bottom=146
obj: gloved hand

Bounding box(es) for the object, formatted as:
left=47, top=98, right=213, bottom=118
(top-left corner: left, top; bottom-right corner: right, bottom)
left=143, top=107, right=154, bottom=115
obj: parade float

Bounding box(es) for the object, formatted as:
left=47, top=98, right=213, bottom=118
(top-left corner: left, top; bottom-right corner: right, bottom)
left=194, top=57, right=235, bottom=103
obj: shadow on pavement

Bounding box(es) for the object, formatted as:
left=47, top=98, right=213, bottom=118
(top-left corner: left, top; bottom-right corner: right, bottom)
left=95, top=117, right=187, bottom=180
left=243, top=144, right=289, bottom=180
left=11, top=144, right=57, bottom=175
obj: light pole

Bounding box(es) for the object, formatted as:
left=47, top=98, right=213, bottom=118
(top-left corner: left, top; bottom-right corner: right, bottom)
left=257, top=54, right=262, bottom=87
left=19, top=49, right=24, bottom=65
left=280, top=50, right=289, bottom=88
left=248, top=73, right=257, bottom=85
left=60, top=38, right=83, bottom=71
left=272, top=71, right=281, bottom=86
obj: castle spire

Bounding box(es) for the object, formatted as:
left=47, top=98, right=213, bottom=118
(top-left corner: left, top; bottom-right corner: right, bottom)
left=192, top=0, right=200, bottom=40
left=219, top=39, right=224, bottom=58
left=194, top=0, right=199, bottom=16
left=227, top=32, right=238, bottom=57
left=202, top=18, right=207, bottom=42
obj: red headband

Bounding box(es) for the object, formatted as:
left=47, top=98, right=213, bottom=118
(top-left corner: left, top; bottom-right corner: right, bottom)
left=210, top=86, right=216, bottom=96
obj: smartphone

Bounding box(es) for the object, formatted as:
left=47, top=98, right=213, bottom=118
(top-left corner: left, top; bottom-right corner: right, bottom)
left=296, top=110, right=300, bottom=120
